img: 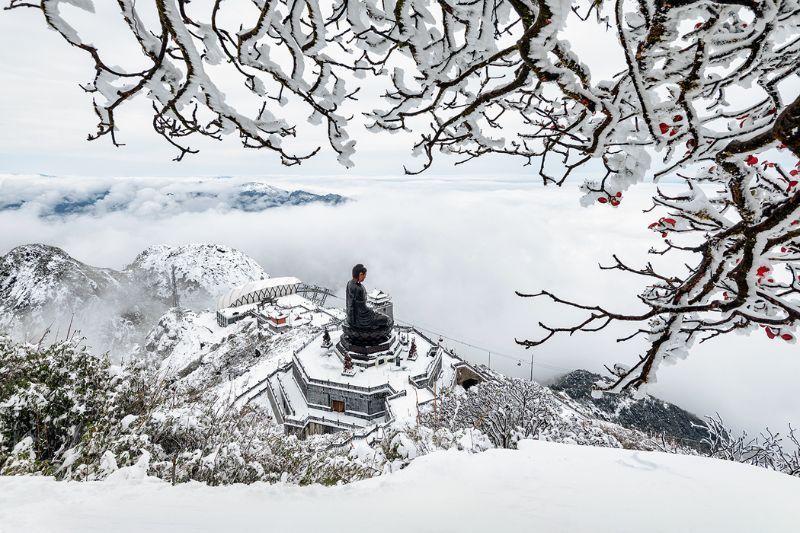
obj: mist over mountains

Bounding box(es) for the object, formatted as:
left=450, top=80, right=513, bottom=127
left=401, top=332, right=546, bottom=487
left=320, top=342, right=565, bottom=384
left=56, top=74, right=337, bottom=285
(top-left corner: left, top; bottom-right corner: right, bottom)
left=0, top=243, right=267, bottom=357
left=0, top=175, right=346, bottom=219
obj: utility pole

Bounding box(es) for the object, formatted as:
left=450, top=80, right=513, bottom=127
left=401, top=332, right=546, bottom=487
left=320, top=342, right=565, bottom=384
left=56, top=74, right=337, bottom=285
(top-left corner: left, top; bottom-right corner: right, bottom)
left=530, top=353, right=534, bottom=382
left=171, top=265, right=180, bottom=309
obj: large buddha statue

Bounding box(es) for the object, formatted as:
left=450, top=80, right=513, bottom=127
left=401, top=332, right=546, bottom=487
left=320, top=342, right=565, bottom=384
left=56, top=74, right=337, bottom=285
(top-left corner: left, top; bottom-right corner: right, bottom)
left=343, top=264, right=393, bottom=347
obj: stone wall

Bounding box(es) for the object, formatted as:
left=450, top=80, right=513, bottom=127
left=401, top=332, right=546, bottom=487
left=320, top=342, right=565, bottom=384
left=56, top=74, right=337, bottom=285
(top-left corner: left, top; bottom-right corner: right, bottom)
left=304, top=383, right=388, bottom=418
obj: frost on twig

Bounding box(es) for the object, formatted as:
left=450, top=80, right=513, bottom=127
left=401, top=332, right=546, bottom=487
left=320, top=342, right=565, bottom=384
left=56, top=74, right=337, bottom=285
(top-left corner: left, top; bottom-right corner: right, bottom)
left=9, top=0, right=800, bottom=391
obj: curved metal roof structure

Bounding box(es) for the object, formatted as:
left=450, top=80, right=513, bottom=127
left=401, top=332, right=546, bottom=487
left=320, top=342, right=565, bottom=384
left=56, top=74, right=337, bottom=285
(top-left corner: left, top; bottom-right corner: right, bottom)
left=217, top=277, right=302, bottom=309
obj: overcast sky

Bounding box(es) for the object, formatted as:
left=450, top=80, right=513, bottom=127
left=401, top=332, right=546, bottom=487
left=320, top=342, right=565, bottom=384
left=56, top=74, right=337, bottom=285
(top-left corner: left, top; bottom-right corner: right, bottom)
left=1, top=4, right=798, bottom=437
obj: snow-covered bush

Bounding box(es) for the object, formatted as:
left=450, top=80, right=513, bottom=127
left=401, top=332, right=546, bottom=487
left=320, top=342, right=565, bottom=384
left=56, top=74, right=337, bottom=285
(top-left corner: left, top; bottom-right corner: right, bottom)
left=423, top=375, right=613, bottom=449
left=0, top=336, right=116, bottom=475
left=59, top=363, right=375, bottom=485
left=422, top=378, right=551, bottom=449
left=0, top=336, right=373, bottom=485
left=701, top=415, right=800, bottom=478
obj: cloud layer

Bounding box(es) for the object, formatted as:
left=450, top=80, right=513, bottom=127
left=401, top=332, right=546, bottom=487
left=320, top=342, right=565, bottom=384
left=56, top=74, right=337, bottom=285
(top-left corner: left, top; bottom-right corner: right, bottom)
left=0, top=175, right=344, bottom=218
left=1, top=176, right=797, bottom=437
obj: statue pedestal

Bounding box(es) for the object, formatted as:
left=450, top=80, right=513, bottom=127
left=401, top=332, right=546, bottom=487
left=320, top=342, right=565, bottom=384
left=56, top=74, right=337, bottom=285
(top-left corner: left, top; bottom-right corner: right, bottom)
left=335, top=332, right=400, bottom=368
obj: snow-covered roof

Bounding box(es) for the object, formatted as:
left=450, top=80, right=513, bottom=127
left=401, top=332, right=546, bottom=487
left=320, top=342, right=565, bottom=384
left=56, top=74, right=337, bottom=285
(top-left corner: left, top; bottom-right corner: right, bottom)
left=275, top=294, right=316, bottom=310
left=217, top=302, right=259, bottom=319
left=217, top=277, right=301, bottom=309
left=367, top=289, right=391, bottom=302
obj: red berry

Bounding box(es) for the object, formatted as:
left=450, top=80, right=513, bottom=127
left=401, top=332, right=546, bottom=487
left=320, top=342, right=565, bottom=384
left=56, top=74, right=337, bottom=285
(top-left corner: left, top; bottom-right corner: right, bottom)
left=616, top=192, right=622, bottom=198
left=781, top=333, right=794, bottom=342
left=790, top=170, right=798, bottom=177
left=659, top=123, right=670, bottom=134
left=598, top=197, right=608, bottom=203
left=694, top=22, right=703, bottom=29
left=661, top=232, right=668, bottom=238
left=610, top=199, right=620, bottom=206
left=745, top=155, right=759, bottom=166
left=789, top=180, right=798, bottom=189
left=673, top=115, right=683, bottom=122
left=756, top=266, right=770, bottom=277
left=662, top=218, right=677, bottom=226
left=766, top=327, right=777, bottom=339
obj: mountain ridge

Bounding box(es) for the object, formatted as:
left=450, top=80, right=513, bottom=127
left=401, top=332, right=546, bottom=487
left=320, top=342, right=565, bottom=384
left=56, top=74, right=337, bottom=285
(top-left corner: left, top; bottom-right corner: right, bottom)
left=0, top=243, right=267, bottom=357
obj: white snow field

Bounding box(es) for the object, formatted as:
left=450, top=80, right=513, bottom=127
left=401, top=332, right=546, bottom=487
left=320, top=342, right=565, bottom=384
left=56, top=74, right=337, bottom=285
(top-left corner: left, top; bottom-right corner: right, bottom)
left=0, top=440, right=796, bottom=533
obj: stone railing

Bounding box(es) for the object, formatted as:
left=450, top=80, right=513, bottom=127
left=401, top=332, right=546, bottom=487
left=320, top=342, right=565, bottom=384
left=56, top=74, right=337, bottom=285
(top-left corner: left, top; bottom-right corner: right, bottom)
left=275, top=375, right=296, bottom=417
left=409, top=351, right=442, bottom=388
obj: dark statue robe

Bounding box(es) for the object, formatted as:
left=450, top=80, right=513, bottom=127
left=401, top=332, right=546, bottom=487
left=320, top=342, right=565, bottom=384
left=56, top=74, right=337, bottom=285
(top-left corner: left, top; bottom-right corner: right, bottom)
left=346, top=279, right=391, bottom=330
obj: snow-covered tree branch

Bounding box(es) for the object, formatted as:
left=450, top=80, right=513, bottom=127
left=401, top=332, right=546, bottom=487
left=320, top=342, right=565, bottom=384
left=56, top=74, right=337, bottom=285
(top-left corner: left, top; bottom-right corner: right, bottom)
left=7, top=0, right=800, bottom=394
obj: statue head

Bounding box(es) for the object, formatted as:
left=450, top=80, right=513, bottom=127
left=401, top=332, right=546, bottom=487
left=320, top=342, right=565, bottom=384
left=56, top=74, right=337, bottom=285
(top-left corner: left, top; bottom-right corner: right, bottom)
left=352, top=263, right=367, bottom=282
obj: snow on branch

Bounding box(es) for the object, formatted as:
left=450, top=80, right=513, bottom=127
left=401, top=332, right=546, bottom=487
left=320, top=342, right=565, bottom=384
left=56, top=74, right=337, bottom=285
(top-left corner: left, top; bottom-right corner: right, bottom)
left=7, top=0, right=366, bottom=164
left=8, top=0, right=800, bottom=391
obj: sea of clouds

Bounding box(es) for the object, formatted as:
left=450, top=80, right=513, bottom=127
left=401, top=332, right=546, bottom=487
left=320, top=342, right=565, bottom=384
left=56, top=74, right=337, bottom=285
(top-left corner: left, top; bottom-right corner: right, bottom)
left=0, top=175, right=797, bottom=437
left=0, top=175, right=344, bottom=219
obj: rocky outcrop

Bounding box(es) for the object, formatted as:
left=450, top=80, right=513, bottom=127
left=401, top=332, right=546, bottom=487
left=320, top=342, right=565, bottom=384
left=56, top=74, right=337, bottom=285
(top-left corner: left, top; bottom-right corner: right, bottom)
left=550, top=370, right=709, bottom=451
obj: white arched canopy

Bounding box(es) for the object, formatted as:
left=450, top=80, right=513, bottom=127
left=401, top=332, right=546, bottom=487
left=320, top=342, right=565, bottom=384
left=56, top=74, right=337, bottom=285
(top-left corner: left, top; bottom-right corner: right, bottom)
left=217, top=277, right=302, bottom=309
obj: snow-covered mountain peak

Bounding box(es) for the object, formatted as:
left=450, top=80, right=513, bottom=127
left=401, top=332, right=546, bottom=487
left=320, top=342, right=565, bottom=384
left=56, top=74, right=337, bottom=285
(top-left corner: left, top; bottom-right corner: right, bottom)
left=0, top=244, right=124, bottom=314
left=1, top=243, right=270, bottom=358
left=125, top=244, right=268, bottom=307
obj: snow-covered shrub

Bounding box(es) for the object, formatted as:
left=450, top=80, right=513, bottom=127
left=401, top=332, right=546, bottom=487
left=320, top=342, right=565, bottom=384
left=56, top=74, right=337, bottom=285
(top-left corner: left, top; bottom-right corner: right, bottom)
left=420, top=377, right=554, bottom=449
left=420, top=374, right=684, bottom=453
left=133, top=402, right=375, bottom=486
left=701, top=415, right=800, bottom=478
left=0, top=336, right=116, bottom=475
left=60, top=364, right=376, bottom=485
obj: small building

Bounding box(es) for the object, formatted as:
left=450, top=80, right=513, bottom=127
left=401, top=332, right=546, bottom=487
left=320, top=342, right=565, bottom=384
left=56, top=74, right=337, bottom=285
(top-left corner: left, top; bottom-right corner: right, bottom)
left=216, top=302, right=259, bottom=327
left=367, top=289, right=393, bottom=320
left=266, top=310, right=290, bottom=330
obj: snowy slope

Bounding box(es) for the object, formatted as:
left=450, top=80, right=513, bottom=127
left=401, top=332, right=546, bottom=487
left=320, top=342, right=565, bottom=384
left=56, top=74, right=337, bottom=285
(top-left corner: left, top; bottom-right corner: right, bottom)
left=0, top=440, right=795, bottom=533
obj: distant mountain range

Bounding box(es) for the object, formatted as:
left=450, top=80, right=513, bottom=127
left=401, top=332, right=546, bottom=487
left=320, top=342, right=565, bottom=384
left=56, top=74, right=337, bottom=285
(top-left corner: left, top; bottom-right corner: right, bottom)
left=0, top=176, right=346, bottom=219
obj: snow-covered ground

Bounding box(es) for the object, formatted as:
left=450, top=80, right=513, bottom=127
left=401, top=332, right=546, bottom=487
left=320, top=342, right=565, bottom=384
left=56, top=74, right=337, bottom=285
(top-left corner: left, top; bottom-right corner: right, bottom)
left=1, top=440, right=796, bottom=533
